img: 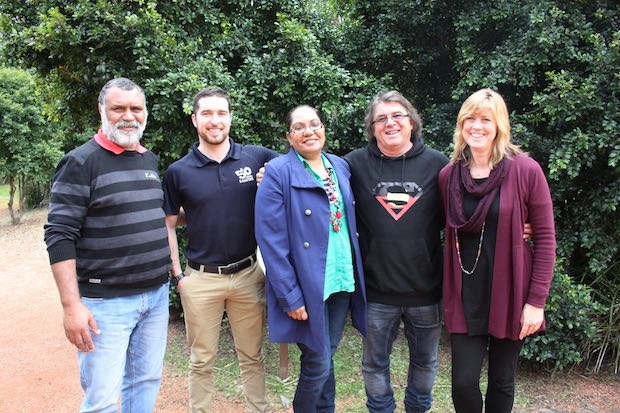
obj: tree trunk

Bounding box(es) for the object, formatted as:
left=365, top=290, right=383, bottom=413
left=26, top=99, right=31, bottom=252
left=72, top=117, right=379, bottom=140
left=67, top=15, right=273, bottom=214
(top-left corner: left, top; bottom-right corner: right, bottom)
left=7, top=175, right=22, bottom=225
left=18, top=175, right=25, bottom=214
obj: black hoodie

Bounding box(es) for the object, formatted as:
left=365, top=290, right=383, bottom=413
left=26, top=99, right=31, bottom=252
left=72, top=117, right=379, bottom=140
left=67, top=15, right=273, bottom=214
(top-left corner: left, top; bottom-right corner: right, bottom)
left=345, top=138, right=448, bottom=306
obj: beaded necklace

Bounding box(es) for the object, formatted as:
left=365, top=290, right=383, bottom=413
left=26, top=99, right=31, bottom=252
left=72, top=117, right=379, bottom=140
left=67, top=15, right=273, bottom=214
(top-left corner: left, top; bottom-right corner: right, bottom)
left=454, top=221, right=486, bottom=275
left=322, top=168, right=342, bottom=232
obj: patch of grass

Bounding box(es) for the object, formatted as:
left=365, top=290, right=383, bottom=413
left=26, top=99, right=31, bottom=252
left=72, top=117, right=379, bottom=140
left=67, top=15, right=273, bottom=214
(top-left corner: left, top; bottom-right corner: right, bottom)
left=0, top=184, right=14, bottom=201
left=164, top=319, right=190, bottom=376
left=166, top=316, right=460, bottom=412
left=165, top=317, right=541, bottom=412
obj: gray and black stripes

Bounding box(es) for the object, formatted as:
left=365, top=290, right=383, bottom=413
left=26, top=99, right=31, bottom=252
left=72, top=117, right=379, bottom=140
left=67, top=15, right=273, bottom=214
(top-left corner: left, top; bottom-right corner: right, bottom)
left=44, top=139, right=171, bottom=296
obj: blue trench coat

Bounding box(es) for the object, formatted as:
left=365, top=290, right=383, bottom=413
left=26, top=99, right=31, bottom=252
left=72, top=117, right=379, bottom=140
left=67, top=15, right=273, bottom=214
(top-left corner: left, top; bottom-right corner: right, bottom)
left=255, top=149, right=367, bottom=353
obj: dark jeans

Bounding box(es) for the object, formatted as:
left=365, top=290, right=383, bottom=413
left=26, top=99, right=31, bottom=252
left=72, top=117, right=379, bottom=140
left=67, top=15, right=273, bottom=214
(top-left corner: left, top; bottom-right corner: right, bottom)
left=293, top=292, right=351, bottom=413
left=450, top=334, right=523, bottom=413
left=362, top=302, right=441, bottom=413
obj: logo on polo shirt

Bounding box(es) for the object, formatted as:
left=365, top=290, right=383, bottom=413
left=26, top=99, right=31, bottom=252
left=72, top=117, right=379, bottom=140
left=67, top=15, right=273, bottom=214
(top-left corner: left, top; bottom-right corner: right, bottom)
left=235, top=167, right=254, bottom=183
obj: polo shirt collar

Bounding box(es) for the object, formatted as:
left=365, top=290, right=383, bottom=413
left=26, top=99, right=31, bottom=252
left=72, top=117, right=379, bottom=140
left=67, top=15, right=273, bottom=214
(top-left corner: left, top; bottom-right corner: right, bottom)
left=94, top=129, right=147, bottom=154
left=190, top=138, right=241, bottom=167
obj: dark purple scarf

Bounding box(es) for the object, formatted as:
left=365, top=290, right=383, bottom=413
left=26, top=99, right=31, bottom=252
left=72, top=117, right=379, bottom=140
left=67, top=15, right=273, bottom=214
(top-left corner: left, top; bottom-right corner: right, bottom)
left=446, top=158, right=509, bottom=233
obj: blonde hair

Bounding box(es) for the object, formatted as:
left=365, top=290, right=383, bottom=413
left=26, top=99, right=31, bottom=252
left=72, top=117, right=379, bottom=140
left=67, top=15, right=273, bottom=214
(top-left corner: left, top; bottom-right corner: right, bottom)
left=451, top=88, right=522, bottom=167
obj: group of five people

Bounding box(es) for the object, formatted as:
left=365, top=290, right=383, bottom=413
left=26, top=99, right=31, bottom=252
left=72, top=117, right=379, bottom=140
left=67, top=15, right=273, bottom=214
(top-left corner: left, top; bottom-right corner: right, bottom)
left=44, top=77, right=555, bottom=413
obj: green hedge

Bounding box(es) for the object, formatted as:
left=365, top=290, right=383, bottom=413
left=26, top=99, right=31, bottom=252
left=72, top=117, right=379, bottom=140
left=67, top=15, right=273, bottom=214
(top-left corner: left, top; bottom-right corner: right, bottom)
left=521, top=266, right=602, bottom=370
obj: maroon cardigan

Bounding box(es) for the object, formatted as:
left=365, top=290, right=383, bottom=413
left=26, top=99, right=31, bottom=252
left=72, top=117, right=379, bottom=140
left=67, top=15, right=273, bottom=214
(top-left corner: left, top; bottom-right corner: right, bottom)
left=439, top=154, right=556, bottom=340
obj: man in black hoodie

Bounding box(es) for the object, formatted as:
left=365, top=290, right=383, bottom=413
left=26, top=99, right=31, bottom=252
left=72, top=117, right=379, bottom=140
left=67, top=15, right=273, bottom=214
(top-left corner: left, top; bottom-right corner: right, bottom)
left=344, top=91, right=448, bottom=413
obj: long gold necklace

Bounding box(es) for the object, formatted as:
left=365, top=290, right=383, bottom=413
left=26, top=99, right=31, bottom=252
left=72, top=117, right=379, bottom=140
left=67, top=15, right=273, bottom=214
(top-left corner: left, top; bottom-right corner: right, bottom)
left=454, top=221, right=486, bottom=275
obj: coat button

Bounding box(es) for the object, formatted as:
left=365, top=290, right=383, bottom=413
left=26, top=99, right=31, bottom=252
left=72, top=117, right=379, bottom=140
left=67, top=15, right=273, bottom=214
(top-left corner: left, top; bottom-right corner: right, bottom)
left=303, top=242, right=310, bottom=248
left=352, top=200, right=355, bottom=205
left=356, top=232, right=359, bottom=238
left=305, top=209, right=312, bottom=216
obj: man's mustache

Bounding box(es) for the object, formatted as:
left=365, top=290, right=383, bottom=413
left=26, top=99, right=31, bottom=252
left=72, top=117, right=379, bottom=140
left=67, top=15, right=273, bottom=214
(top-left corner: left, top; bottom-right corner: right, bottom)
left=115, top=120, right=141, bottom=129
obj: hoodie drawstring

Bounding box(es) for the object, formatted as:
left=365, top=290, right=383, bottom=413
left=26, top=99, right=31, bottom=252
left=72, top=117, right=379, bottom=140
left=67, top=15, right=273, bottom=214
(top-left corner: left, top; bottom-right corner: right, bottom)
left=401, top=154, right=406, bottom=188
left=375, top=153, right=385, bottom=191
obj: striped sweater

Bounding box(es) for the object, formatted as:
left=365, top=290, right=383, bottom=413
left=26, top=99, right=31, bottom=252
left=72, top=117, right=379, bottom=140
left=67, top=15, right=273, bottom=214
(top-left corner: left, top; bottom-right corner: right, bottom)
left=44, top=137, right=171, bottom=297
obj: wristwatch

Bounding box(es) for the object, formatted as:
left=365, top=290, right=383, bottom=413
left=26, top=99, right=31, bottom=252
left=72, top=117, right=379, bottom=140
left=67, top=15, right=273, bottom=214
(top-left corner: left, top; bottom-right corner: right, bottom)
left=171, top=273, right=185, bottom=287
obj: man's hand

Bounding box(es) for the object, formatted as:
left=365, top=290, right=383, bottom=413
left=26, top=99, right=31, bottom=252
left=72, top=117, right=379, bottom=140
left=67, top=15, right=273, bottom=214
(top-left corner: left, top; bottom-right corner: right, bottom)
left=287, top=306, right=308, bottom=321
left=176, top=274, right=189, bottom=291
left=523, top=222, right=533, bottom=241
left=63, top=302, right=100, bottom=352
left=256, top=165, right=266, bottom=186
left=50, top=259, right=100, bottom=352
left=519, top=303, right=544, bottom=340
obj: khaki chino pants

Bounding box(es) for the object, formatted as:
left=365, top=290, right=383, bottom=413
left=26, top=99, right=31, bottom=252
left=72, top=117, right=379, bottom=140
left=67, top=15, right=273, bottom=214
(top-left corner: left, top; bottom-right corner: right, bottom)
left=180, top=260, right=267, bottom=413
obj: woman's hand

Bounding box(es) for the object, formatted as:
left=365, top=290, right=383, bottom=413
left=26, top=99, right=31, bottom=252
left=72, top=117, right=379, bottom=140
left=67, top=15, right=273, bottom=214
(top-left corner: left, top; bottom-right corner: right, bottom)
left=519, top=303, right=544, bottom=340
left=287, top=306, right=308, bottom=321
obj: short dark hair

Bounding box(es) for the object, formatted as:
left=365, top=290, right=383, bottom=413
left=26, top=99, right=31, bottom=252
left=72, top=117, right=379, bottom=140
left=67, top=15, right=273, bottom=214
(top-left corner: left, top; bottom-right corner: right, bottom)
left=192, top=86, right=230, bottom=114
left=285, top=105, right=321, bottom=130
left=364, top=90, right=423, bottom=142
left=98, top=77, right=146, bottom=107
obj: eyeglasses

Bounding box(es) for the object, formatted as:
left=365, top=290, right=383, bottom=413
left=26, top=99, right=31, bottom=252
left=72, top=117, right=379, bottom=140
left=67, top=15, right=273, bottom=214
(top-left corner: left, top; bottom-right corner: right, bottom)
left=372, top=113, right=409, bottom=125
left=290, top=120, right=323, bottom=134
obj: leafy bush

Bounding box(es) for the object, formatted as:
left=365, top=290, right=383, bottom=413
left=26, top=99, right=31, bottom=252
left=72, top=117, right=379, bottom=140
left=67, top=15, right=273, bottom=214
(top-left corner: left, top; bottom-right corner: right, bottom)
left=521, top=266, right=602, bottom=370
left=0, top=67, right=63, bottom=222
left=3, top=0, right=619, bottom=371
left=22, top=181, right=49, bottom=209
left=582, top=266, right=620, bottom=374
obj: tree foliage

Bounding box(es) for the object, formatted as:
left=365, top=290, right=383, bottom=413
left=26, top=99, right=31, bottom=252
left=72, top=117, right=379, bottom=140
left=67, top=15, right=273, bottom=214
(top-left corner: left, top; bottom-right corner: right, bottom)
left=0, top=0, right=387, bottom=165
left=331, top=0, right=620, bottom=369
left=2, top=0, right=619, bottom=369
left=0, top=67, right=62, bottom=223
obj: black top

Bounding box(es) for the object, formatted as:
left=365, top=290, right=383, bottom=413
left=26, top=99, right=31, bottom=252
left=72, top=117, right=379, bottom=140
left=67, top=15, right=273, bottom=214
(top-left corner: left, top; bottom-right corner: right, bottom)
left=459, top=178, right=500, bottom=335
left=163, top=139, right=278, bottom=265
left=345, top=138, right=449, bottom=307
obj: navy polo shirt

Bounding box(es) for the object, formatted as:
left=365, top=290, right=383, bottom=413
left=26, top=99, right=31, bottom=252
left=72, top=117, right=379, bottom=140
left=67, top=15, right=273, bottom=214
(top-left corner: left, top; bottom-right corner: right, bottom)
left=163, top=138, right=278, bottom=265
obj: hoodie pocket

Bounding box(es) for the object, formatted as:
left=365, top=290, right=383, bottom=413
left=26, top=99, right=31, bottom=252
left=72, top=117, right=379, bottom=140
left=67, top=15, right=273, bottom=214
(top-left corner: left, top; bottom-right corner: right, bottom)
left=365, top=238, right=439, bottom=295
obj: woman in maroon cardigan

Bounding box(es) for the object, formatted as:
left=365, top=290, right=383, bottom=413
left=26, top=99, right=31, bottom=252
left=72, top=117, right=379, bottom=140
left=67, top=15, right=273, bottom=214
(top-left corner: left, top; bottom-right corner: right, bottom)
left=438, top=88, right=556, bottom=413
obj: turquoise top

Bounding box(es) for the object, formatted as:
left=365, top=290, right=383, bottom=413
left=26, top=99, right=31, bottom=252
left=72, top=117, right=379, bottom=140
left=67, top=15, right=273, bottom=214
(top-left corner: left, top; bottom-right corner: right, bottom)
left=296, top=151, right=355, bottom=301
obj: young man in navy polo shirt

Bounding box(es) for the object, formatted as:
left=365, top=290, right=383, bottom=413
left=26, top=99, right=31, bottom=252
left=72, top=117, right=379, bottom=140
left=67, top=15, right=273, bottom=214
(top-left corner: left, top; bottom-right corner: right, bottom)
left=163, top=86, right=278, bottom=413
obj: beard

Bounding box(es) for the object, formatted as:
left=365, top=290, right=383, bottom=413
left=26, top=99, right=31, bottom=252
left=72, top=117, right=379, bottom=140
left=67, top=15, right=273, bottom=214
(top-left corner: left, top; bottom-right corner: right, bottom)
left=198, top=128, right=228, bottom=146
left=101, top=112, right=147, bottom=148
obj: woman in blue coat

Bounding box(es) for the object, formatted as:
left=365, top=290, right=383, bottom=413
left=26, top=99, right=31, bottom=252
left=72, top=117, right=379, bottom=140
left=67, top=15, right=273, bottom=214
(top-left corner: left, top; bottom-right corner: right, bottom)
left=255, top=105, right=367, bottom=413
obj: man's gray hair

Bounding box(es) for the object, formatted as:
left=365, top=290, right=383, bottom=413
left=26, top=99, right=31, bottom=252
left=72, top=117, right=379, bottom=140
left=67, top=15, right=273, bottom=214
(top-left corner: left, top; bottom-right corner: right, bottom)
left=364, top=90, right=423, bottom=142
left=98, top=77, right=147, bottom=107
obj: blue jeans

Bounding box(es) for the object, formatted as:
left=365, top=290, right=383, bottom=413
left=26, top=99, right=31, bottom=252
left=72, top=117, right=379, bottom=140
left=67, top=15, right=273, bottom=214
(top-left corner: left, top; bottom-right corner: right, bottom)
left=78, top=283, right=169, bottom=413
left=362, top=302, right=441, bottom=413
left=293, top=292, right=351, bottom=413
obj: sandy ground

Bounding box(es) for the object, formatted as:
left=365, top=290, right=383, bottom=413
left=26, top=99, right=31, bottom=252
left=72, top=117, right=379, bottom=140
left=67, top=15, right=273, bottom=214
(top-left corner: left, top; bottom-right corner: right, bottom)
left=0, top=209, right=242, bottom=413
left=0, top=209, right=83, bottom=412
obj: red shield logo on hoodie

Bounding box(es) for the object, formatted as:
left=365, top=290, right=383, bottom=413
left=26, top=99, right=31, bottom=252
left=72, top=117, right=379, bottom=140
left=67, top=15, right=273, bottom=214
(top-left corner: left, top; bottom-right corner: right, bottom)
left=373, top=182, right=423, bottom=221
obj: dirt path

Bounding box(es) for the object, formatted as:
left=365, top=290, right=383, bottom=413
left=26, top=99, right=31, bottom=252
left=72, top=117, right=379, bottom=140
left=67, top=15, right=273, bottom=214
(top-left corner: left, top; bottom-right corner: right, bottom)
left=0, top=208, right=245, bottom=413
left=0, top=209, right=82, bottom=412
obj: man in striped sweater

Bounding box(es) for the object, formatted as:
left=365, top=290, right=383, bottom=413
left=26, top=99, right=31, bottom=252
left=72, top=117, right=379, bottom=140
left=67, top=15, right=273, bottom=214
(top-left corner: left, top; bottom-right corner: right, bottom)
left=44, top=77, right=171, bottom=413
